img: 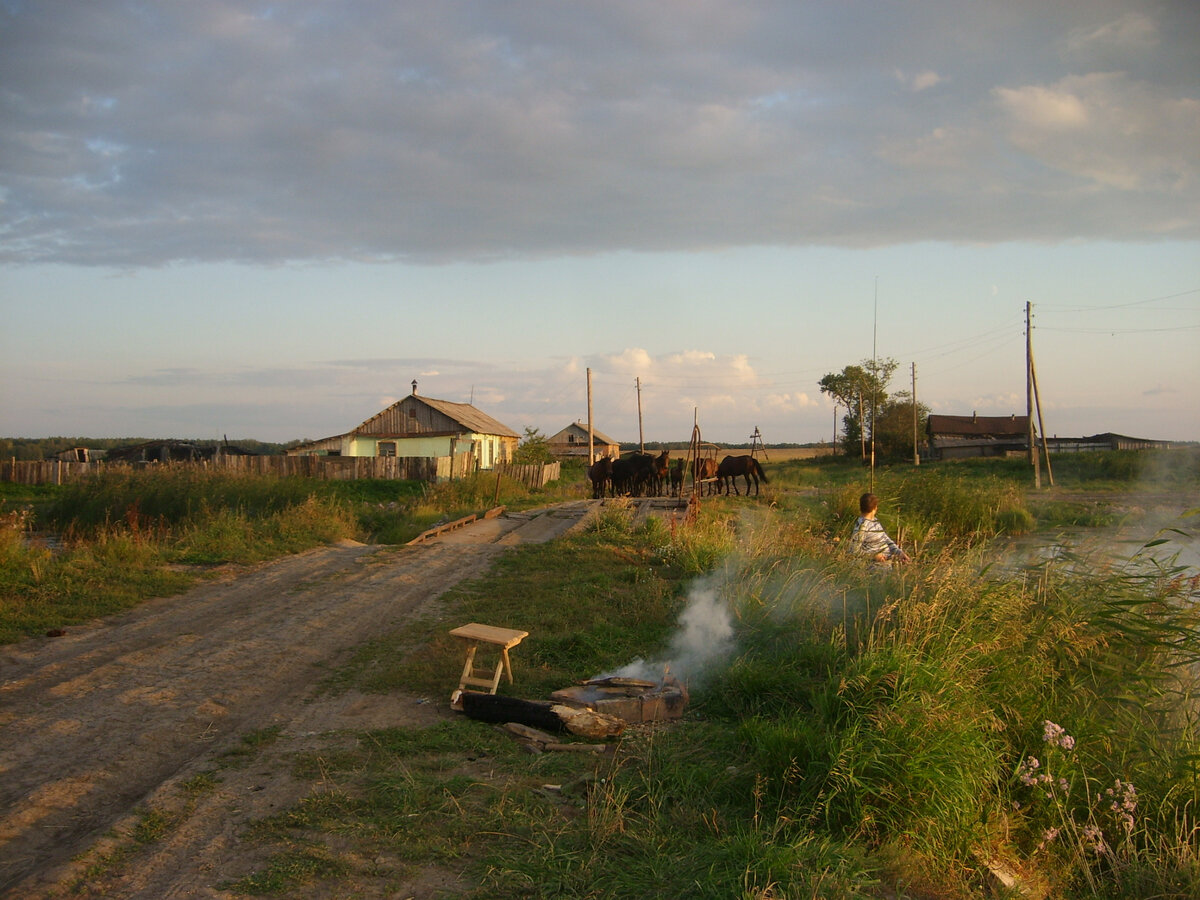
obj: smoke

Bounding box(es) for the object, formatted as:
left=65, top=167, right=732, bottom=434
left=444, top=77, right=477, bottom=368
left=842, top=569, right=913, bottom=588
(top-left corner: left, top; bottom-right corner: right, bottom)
left=606, top=575, right=736, bottom=685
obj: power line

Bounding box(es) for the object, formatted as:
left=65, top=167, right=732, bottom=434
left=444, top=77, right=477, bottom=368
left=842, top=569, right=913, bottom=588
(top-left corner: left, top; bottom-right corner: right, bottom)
left=1040, top=286, right=1200, bottom=312
left=1039, top=324, right=1200, bottom=335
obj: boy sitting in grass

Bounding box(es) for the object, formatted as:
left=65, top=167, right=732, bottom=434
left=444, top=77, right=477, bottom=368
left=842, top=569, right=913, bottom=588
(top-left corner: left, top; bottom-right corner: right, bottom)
left=849, top=492, right=911, bottom=564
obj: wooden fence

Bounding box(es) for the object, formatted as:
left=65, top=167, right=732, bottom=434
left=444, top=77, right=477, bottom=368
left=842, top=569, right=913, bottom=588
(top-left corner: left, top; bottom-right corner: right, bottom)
left=0, top=452, right=532, bottom=487
left=494, top=461, right=561, bottom=490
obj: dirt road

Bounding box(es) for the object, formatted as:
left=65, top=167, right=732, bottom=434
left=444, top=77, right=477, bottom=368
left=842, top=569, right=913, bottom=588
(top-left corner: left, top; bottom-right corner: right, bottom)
left=0, top=498, right=682, bottom=898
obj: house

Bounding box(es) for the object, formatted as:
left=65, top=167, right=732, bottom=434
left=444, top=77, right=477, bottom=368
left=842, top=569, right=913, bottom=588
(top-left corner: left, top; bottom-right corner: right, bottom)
left=287, top=384, right=520, bottom=470
left=926, top=413, right=1031, bottom=460
left=546, top=421, right=621, bottom=461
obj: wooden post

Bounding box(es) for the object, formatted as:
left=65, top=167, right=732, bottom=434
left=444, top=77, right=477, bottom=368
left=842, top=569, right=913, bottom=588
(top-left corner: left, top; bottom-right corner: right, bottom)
left=1029, top=337, right=1055, bottom=487
left=636, top=376, right=644, bottom=453
left=1026, top=302, right=1040, bottom=488
left=911, top=362, right=920, bottom=466
left=586, top=367, right=595, bottom=464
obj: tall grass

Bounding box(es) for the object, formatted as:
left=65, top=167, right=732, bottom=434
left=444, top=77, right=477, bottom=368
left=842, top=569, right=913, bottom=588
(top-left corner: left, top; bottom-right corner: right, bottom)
left=459, top=498, right=1200, bottom=897
left=1, top=466, right=591, bottom=642
left=695, top=514, right=1200, bottom=895
left=818, top=467, right=1035, bottom=556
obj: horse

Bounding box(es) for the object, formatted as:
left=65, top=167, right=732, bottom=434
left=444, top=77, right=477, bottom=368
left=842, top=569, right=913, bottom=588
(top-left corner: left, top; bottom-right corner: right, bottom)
left=691, top=457, right=720, bottom=495
left=668, top=458, right=684, bottom=496
left=651, top=449, right=671, bottom=496
left=611, top=451, right=656, bottom=496
left=717, top=455, right=768, bottom=496
left=587, top=456, right=613, bottom=499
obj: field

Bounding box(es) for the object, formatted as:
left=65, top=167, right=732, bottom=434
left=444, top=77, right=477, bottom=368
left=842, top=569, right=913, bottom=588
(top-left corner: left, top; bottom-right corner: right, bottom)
left=2, top=450, right=1199, bottom=898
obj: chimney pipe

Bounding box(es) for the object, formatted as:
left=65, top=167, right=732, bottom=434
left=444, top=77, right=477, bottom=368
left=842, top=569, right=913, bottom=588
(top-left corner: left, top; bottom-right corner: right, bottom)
left=411, top=379, right=418, bottom=395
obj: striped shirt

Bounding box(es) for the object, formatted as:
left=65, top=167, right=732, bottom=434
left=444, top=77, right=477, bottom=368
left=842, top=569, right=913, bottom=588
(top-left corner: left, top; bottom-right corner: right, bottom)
left=849, top=516, right=903, bottom=560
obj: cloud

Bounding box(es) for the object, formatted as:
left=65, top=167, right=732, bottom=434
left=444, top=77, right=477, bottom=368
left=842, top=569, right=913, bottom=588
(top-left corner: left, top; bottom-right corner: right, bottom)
left=1, top=2, right=1196, bottom=266
left=895, top=69, right=944, bottom=92
left=1065, top=12, right=1159, bottom=56
left=994, top=73, right=1200, bottom=192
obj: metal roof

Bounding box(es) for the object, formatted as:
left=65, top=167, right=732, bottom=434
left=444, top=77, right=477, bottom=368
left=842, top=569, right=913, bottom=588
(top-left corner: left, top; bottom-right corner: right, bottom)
left=927, top=414, right=1030, bottom=437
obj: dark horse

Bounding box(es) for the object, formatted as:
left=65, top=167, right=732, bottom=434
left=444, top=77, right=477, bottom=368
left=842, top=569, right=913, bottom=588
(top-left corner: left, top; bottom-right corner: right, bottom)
left=717, top=455, right=768, bottom=496
left=668, top=458, right=684, bottom=496
left=587, top=456, right=613, bottom=499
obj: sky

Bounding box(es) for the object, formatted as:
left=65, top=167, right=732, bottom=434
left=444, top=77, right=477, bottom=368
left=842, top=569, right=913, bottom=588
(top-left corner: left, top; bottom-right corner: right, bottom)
left=2, top=1, right=1198, bottom=446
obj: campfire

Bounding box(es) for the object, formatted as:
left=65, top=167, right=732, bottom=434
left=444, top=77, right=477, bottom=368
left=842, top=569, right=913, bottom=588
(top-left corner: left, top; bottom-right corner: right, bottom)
left=549, top=671, right=688, bottom=724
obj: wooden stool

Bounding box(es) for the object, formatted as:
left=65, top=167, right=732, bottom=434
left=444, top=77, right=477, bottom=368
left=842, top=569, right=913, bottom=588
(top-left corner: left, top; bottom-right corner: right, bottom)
left=450, top=623, right=529, bottom=697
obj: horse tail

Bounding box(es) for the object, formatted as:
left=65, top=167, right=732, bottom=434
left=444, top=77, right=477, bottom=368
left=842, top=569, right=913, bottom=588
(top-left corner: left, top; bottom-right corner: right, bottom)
left=754, top=459, right=768, bottom=482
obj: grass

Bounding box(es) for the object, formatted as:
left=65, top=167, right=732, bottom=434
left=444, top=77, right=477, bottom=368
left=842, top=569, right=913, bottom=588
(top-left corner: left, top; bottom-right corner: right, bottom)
left=233, top=456, right=1200, bottom=898
left=5, top=449, right=1199, bottom=897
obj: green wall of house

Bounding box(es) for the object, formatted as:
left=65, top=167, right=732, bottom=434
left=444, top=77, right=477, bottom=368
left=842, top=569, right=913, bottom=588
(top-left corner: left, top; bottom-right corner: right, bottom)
left=341, top=433, right=513, bottom=468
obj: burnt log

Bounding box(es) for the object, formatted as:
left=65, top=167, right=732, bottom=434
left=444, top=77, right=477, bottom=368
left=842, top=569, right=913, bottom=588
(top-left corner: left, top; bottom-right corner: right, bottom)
left=458, top=692, right=625, bottom=739
left=459, top=692, right=567, bottom=732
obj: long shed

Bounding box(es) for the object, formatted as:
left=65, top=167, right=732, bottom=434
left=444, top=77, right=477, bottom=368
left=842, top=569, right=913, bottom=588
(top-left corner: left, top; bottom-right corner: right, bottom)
left=927, top=413, right=1030, bottom=460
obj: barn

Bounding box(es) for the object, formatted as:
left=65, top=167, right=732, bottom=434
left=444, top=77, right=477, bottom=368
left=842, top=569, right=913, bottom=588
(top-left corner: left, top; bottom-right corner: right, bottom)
left=1044, top=433, right=1176, bottom=453
left=926, top=413, right=1031, bottom=460
left=288, top=384, right=520, bottom=470
left=546, top=421, right=621, bottom=461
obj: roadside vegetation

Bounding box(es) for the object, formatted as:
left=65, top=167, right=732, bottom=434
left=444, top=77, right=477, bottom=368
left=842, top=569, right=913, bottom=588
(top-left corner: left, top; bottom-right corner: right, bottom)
left=3, top=449, right=1199, bottom=897
left=0, top=464, right=589, bottom=642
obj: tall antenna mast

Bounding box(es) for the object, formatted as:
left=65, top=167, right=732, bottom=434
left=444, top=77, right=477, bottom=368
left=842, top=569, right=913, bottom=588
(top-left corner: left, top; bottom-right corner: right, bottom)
left=870, top=276, right=878, bottom=491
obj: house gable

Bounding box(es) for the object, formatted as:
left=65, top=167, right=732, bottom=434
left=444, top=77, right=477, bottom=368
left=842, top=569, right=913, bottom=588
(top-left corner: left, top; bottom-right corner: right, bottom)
left=355, top=395, right=520, bottom=439
left=289, top=392, right=519, bottom=467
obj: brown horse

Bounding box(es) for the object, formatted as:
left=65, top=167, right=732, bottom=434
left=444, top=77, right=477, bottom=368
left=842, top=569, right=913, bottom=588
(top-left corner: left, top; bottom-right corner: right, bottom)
left=651, top=449, right=671, bottom=496
left=717, top=455, right=768, bottom=496
left=691, top=457, right=720, bottom=495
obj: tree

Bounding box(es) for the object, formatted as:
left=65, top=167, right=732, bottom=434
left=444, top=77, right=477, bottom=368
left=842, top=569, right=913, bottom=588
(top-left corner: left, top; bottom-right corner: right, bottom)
left=818, top=358, right=898, bottom=458
left=513, top=427, right=553, bottom=464
left=873, top=391, right=930, bottom=460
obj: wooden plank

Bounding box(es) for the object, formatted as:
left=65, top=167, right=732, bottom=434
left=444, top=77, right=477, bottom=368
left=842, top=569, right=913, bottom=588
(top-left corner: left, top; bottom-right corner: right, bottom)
left=450, top=623, right=528, bottom=647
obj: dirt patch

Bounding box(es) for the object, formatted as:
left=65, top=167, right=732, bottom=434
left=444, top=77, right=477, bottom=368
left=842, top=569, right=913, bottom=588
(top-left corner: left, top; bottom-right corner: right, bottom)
left=0, top=499, right=641, bottom=899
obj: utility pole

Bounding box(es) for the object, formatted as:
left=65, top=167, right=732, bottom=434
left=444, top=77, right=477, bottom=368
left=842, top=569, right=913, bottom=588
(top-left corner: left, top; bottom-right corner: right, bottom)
left=1026, top=301, right=1041, bottom=489
left=911, top=362, right=920, bottom=466
left=832, top=403, right=839, bottom=455
left=586, top=367, right=594, bottom=464
left=1027, top=313, right=1055, bottom=487
left=636, top=377, right=644, bottom=453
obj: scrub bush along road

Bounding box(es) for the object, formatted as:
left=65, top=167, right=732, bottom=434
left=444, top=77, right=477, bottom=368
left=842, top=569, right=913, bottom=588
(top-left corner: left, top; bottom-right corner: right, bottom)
left=0, top=500, right=613, bottom=899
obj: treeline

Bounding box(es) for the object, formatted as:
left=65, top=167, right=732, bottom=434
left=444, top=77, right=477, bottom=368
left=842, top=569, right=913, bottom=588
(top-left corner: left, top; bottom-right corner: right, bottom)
left=0, top=437, right=301, bottom=461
